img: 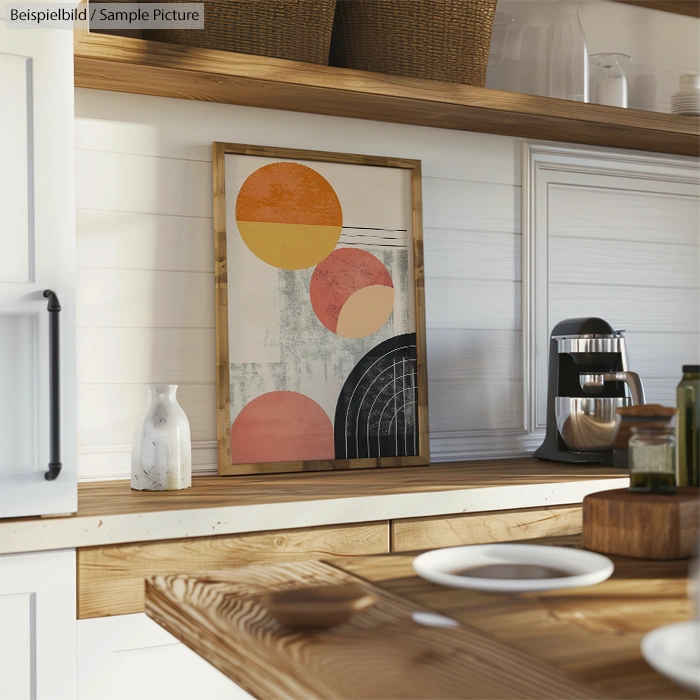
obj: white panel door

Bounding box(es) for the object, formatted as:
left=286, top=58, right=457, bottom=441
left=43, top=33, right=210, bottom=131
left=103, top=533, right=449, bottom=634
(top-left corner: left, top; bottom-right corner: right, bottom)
left=0, top=10, right=77, bottom=515
left=524, top=144, right=700, bottom=433
left=78, top=613, right=253, bottom=700
left=0, top=550, right=76, bottom=700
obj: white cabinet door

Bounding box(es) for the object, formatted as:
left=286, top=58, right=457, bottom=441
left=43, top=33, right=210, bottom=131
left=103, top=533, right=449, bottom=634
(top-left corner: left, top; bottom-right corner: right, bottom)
left=0, top=549, right=76, bottom=700
left=78, top=613, right=254, bottom=700
left=0, top=5, right=77, bottom=516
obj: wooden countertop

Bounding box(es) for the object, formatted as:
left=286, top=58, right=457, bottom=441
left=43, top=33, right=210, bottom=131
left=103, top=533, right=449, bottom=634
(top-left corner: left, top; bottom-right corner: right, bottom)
left=0, top=458, right=628, bottom=554
left=145, top=535, right=694, bottom=700
left=76, top=459, right=623, bottom=516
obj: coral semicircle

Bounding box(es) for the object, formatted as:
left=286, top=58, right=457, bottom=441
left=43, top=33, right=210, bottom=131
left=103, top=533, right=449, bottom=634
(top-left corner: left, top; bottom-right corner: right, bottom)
left=230, top=391, right=334, bottom=464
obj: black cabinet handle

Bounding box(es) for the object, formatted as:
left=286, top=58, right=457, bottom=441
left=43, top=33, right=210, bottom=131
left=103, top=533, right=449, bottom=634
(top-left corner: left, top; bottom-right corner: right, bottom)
left=43, top=290, right=61, bottom=481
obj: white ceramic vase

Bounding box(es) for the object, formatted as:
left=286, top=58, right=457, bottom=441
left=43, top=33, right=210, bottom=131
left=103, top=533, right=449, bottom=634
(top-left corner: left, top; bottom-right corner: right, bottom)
left=131, top=384, right=192, bottom=491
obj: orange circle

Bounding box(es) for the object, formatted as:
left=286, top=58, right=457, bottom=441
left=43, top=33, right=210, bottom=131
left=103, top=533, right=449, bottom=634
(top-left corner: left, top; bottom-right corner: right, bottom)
left=236, top=162, right=342, bottom=270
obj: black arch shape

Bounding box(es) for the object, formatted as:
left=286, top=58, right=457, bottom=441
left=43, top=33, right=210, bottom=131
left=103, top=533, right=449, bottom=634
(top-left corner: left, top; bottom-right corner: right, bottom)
left=334, top=333, right=418, bottom=459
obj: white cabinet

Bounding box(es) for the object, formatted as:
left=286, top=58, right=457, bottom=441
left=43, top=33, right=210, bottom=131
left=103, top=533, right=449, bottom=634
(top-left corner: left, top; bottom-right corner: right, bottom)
left=0, top=2, right=77, bottom=517
left=0, top=550, right=76, bottom=700
left=77, top=613, right=253, bottom=700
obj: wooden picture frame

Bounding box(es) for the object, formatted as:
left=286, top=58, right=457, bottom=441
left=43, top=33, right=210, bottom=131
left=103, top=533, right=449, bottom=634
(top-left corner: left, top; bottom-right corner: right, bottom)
left=213, top=142, right=429, bottom=475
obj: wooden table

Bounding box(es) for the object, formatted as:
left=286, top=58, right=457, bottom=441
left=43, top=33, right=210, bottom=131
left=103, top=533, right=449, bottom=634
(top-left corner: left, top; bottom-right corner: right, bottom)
left=145, top=535, right=695, bottom=699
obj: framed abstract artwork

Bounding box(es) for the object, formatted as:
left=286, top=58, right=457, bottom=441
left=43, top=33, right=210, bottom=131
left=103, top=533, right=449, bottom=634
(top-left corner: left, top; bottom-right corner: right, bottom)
left=213, top=143, right=429, bottom=475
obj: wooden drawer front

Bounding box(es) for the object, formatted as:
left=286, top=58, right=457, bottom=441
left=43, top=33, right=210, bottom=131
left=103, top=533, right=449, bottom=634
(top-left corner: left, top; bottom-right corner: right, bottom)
left=78, top=522, right=388, bottom=619
left=391, top=506, right=582, bottom=552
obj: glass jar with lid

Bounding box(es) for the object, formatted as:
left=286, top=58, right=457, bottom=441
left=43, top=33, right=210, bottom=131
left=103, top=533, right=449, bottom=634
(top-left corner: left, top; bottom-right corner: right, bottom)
left=629, top=422, right=677, bottom=494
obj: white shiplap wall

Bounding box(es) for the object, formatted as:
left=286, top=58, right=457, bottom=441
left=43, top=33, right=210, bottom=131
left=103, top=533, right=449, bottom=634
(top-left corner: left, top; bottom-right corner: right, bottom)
left=76, top=90, right=700, bottom=479
left=74, top=89, right=524, bottom=479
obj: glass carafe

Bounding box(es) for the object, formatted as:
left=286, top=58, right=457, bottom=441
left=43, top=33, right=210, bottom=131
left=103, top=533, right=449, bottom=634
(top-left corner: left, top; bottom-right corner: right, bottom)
left=545, top=2, right=589, bottom=102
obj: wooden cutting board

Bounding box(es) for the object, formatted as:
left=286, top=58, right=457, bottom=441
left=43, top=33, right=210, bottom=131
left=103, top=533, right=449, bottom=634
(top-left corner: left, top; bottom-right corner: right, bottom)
left=583, top=487, right=699, bottom=559
left=145, top=559, right=605, bottom=700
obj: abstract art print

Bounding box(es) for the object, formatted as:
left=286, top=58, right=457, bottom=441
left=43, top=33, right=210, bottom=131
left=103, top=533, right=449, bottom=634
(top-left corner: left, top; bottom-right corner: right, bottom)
left=213, top=143, right=429, bottom=475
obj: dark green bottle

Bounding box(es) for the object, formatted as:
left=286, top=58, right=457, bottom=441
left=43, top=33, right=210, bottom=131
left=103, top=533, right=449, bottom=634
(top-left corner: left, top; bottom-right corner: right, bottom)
left=677, top=365, right=699, bottom=487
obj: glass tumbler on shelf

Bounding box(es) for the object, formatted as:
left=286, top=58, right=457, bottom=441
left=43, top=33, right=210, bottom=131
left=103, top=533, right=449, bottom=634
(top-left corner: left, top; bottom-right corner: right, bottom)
left=629, top=423, right=677, bottom=495
left=545, top=1, right=589, bottom=102
left=590, top=53, right=631, bottom=108
left=486, top=12, right=514, bottom=90
left=516, top=24, right=549, bottom=97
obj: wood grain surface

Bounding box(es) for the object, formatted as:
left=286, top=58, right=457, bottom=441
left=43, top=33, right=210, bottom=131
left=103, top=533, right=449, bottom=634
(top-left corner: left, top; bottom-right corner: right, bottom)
left=338, top=536, right=695, bottom=700
left=583, top=487, right=700, bottom=560
left=612, top=0, right=700, bottom=17
left=212, top=143, right=429, bottom=476
left=73, top=459, right=625, bottom=518
left=78, top=522, right=388, bottom=619
left=73, top=33, right=700, bottom=156
left=145, top=558, right=605, bottom=700
left=392, top=504, right=582, bottom=551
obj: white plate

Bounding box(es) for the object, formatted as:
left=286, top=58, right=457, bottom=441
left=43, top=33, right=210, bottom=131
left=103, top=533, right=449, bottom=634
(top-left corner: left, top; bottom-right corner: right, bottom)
left=412, top=544, right=614, bottom=593
left=641, top=620, right=700, bottom=693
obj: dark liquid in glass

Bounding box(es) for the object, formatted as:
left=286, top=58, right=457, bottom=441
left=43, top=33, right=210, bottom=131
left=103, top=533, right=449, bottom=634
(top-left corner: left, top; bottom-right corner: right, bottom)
left=629, top=472, right=676, bottom=494
left=453, top=564, right=569, bottom=580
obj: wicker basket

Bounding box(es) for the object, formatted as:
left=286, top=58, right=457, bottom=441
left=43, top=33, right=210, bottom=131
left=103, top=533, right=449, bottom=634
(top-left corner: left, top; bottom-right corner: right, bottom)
left=145, top=0, right=337, bottom=65
left=330, top=0, right=498, bottom=85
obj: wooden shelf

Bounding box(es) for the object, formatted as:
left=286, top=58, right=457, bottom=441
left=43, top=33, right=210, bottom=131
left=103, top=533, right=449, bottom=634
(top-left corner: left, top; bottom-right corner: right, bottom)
left=74, top=31, right=700, bottom=156
left=613, top=0, right=700, bottom=18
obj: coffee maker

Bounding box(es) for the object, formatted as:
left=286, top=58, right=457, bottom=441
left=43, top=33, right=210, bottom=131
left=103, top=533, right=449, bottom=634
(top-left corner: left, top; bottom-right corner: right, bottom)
left=535, top=317, right=645, bottom=465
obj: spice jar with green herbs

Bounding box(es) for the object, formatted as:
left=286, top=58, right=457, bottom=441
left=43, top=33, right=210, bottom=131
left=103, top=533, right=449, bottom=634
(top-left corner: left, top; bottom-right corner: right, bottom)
left=629, top=419, right=677, bottom=494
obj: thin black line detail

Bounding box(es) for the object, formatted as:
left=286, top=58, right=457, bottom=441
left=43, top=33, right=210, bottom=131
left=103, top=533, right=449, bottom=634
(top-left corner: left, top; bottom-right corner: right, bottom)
left=343, top=226, right=408, bottom=232
left=341, top=232, right=407, bottom=240
left=339, top=242, right=407, bottom=248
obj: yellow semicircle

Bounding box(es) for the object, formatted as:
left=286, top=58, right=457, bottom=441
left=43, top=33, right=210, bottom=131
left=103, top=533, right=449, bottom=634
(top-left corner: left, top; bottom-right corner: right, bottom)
left=237, top=221, right=341, bottom=270
left=335, top=285, right=395, bottom=339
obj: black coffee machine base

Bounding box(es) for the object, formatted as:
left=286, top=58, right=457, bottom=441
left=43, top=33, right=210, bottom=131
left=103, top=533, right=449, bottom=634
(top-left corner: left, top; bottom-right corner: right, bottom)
left=534, top=445, right=618, bottom=466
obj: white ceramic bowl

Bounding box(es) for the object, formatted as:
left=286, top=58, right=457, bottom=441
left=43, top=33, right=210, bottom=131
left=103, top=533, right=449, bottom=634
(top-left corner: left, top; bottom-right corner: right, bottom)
left=641, top=621, right=700, bottom=693
left=413, top=544, right=614, bottom=593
